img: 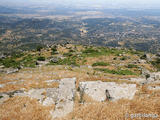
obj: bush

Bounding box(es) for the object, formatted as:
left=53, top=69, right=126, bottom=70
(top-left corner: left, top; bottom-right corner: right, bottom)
left=36, top=45, right=43, bottom=52
left=120, top=56, right=127, bottom=61
left=11, top=53, right=24, bottom=58
left=151, top=58, right=160, bottom=71
left=140, top=54, right=147, bottom=59
left=63, top=52, right=73, bottom=57
left=82, top=48, right=103, bottom=57
left=21, top=55, right=36, bottom=68
left=49, top=56, right=79, bottom=67
left=82, top=48, right=98, bottom=54
left=95, top=68, right=136, bottom=75
left=69, top=49, right=75, bottom=52
left=113, top=57, right=117, bottom=60
left=51, top=47, right=57, bottom=55
left=145, top=74, right=150, bottom=79
left=2, top=59, right=20, bottom=68
left=2, top=58, right=20, bottom=68
left=92, top=62, right=109, bottom=67
left=37, top=56, right=45, bottom=61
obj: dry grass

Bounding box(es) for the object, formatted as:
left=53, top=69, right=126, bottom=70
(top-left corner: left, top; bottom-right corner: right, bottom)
left=65, top=101, right=129, bottom=120
left=0, top=81, right=59, bottom=93
left=140, top=64, right=155, bottom=72
left=0, top=76, right=59, bottom=93
left=0, top=65, right=139, bottom=93
left=0, top=44, right=159, bottom=120
left=57, top=45, right=69, bottom=54
left=40, top=49, right=52, bottom=58
left=0, top=96, right=52, bottom=120
left=0, top=66, right=160, bottom=120
left=58, top=96, right=160, bottom=120
left=1, top=89, right=160, bottom=120
left=0, top=66, right=62, bottom=92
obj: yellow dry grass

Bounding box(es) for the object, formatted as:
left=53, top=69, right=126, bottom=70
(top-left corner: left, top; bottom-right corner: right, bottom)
left=40, top=49, right=52, bottom=58
left=0, top=64, right=139, bottom=93
left=141, top=64, right=155, bottom=72
left=1, top=88, right=160, bottom=120
left=0, top=65, right=160, bottom=120
left=57, top=46, right=69, bottom=54
left=57, top=79, right=160, bottom=120
left=0, top=96, right=52, bottom=120
left=0, top=80, right=59, bottom=93
left=0, top=67, right=61, bottom=92
left=58, top=93, right=160, bottom=120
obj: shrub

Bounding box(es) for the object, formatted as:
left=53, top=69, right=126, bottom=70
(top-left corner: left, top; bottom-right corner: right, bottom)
left=69, top=49, right=75, bottom=52
left=82, top=48, right=98, bottom=54
left=2, top=58, right=20, bottom=68
left=151, top=58, right=160, bottom=71
left=51, top=47, right=57, bottom=55
left=145, top=74, right=150, bottom=79
left=82, top=48, right=104, bottom=57
left=120, top=56, right=127, bottom=61
left=92, top=62, right=109, bottom=67
left=82, top=59, right=87, bottom=64
left=140, top=54, right=147, bottom=59
left=95, top=68, right=136, bottom=75
left=21, top=55, right=36, bottom=68
left=11, top=53, right=24, bottom=59
left=36, top=45, right=43, bottom=52
left=37, top=56, right=45, bottom=61
left=63, top=52, right=73, bottom=57
left=113, top=57, right=117, bottom=60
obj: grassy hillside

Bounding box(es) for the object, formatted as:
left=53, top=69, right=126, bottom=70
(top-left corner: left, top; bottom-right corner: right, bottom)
left=0, top=44, right=160, bottom=120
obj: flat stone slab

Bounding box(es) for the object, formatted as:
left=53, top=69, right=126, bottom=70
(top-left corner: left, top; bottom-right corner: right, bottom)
left=79, top=81, right=137, bottom=102
left=50, top=77, right=76, bottom=119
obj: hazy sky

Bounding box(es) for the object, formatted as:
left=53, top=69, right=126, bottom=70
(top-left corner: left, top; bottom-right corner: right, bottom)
left=1, top=0, right=160, bottom=9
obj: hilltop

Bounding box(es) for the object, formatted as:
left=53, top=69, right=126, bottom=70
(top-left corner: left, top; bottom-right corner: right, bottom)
left=0, top=44, right=160, bottom=120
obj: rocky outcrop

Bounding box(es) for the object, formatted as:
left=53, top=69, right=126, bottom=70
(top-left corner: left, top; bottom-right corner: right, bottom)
left=50, top=57, right=59, bottom=63
left=0, top=78, right=138, bottom=119
left=147, top=72, right=160, bottom=82
left=79, top=81, right=137, bottom=102
left=128, top=72, right=160, bottom=85
left=0, top=68, right=19, bottom=74
left=49, top=78, right=76, bottom=119
left=36, top=61, right=49, bottom=66
left=6, top=68, right=19, bottom=74
left=3, top=78, right=76, bottom=119
left=0, top=54, right=6, bottom=59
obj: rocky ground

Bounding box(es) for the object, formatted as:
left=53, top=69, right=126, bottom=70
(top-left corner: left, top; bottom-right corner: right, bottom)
left=0, top=44, right=160, bottom=120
